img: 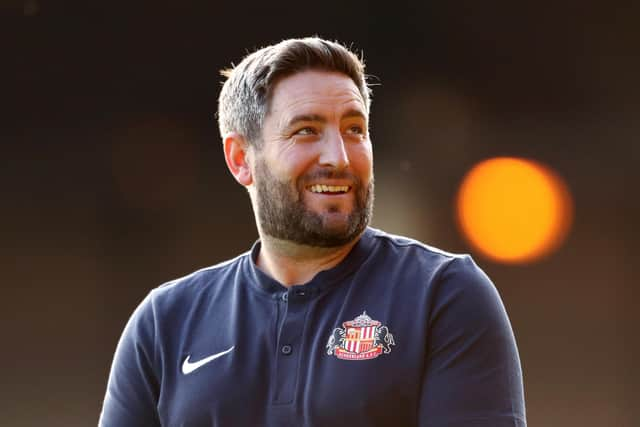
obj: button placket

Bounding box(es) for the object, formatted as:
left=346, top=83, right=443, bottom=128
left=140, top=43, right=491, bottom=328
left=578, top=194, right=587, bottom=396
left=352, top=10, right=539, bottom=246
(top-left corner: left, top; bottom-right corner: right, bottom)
left=281, top=345, right=292, bottom=355
left=273, top=291, right=309, bottom=405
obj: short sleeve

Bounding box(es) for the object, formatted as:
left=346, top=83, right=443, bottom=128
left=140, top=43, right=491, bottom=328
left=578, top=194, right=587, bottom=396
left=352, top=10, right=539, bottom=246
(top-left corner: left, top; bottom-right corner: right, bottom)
left=419, top=256, right=526, bottom=426
left=99, top=291, right=161, bottom=427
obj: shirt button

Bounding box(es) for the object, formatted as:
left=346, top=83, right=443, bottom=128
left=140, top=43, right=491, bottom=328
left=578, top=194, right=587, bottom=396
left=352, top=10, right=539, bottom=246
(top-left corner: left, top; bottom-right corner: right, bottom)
left=282, top=293, right=288, bottom=302
left=281, top=345, right=292, bottom=355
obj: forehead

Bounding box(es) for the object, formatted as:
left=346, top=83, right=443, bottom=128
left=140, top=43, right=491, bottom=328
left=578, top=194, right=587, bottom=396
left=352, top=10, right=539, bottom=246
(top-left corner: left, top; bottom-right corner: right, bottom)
left=267, top=70, right=366, bottom=119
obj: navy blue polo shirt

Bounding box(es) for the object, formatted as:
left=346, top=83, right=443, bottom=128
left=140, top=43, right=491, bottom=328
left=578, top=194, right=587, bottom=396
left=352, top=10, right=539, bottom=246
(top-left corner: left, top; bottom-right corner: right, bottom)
left=100, top=227, right=526, bottom=426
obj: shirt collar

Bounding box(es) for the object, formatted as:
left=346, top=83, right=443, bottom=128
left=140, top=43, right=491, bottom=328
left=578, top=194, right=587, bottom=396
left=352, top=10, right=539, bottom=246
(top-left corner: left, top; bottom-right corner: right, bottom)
left=243, top=227, right=377, bottom=299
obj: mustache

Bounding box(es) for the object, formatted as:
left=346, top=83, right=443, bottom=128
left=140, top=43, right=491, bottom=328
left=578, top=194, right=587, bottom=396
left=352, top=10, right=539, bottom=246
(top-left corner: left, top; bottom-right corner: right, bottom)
left=298, top=169, right=362, bottom=186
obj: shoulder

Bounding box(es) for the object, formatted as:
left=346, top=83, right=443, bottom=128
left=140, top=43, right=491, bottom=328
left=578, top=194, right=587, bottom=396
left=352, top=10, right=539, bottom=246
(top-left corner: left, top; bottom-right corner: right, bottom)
left=367, top=227, right=463, bottom=260
left=365, top=227, right=495, bottom=295
left=145, top=251, right=250, bottom=311
left=366, top=227, right=472, bottom=273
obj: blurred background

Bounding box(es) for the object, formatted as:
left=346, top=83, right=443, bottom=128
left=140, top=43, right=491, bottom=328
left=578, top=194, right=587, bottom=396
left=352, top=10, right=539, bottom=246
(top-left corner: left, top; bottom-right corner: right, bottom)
left=8, top=1, right=638, bottom=425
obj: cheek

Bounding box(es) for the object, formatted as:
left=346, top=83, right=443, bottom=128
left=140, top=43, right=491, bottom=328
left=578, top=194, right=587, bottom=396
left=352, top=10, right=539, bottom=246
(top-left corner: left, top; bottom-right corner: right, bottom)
left=348, top=145, right=373, bottom=180
left=263, top=143, right=302, bottom=170
left=279, top=148, right=320, bottom=178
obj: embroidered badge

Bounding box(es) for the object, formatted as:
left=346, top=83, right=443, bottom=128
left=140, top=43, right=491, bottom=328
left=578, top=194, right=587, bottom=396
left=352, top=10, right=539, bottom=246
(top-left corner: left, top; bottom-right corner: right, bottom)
left=326, top=311, right=395, bottom=360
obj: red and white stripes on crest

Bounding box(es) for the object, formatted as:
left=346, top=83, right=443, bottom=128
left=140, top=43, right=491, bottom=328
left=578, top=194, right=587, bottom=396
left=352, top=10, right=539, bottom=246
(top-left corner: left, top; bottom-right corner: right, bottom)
left=344, top=326, right=376, bottom=353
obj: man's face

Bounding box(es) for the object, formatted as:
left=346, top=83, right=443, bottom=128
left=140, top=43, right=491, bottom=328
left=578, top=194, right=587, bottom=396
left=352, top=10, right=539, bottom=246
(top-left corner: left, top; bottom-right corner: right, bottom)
left=250, top=70, right=374, bottom=247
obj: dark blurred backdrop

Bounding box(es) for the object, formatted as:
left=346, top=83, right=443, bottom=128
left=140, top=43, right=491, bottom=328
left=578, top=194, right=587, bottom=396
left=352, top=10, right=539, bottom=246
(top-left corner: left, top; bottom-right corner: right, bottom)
left=7, top=1, right=639, bottom=426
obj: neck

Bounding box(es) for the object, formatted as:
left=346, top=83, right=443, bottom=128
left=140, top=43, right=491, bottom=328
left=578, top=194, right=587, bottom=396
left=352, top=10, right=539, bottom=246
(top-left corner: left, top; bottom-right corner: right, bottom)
left=255, top=234, right=361, bottom=287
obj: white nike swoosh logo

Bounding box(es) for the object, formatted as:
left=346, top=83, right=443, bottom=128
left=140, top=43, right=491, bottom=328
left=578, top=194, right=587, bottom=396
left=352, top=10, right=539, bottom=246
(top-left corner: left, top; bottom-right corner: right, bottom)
left=181, top=346, right=235, bottom=375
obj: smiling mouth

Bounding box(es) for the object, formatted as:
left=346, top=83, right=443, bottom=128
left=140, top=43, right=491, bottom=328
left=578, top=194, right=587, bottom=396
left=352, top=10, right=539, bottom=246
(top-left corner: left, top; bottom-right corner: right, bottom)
left=308, top=184, right=351, bottom=194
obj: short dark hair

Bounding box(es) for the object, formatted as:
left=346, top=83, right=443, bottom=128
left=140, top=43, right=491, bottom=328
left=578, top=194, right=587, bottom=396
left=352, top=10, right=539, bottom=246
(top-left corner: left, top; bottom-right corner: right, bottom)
left=217, top=37, right=372, bottom=148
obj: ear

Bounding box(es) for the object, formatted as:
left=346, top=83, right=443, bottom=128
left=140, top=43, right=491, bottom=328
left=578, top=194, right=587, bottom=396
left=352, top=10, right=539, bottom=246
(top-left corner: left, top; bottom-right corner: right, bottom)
left=223, top=132, right=253, bottom=186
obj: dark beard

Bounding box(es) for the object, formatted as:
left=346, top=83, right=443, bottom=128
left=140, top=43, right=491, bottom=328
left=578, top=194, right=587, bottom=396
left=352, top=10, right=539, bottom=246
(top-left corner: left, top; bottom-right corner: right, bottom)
left=254, top=157, right=373, bottom=248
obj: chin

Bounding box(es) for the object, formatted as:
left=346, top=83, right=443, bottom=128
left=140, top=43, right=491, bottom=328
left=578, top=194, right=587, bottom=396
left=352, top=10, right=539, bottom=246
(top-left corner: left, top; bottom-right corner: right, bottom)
left=321, top=215, right=361, bottom=239
left=317, top=209, right=352, bottom=226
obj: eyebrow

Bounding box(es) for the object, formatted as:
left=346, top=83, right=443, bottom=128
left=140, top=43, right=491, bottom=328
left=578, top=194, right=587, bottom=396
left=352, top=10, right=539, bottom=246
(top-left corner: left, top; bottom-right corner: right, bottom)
left=285, top=109, right=367, bottom=128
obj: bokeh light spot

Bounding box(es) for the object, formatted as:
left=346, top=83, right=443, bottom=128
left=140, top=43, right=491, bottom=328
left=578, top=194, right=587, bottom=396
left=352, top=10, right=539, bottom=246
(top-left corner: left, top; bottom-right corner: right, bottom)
left=456, top=157, right=573, bottom=264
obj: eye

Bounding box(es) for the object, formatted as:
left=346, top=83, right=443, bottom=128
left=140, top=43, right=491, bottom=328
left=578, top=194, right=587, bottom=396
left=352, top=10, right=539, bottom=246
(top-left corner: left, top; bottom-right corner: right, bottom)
left=345, top=124, right=366, bottom=138
left=294, top=126, right=317, bottom=136
left=347, top=125, right=364, bottom=134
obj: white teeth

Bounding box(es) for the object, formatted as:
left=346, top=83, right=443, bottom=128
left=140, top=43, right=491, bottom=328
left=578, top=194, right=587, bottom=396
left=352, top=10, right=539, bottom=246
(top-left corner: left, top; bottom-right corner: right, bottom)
left=310, top=185, right=350, bottom=193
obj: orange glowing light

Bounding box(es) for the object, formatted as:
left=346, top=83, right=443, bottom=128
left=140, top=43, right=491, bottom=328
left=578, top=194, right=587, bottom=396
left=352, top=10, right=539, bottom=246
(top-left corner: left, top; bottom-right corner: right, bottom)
left=456, top=157, right=573, bottom=264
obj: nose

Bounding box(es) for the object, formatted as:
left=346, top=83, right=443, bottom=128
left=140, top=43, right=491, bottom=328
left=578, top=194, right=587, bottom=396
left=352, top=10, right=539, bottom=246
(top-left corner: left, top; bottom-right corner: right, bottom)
left=318, top=128, right=349, bottom=169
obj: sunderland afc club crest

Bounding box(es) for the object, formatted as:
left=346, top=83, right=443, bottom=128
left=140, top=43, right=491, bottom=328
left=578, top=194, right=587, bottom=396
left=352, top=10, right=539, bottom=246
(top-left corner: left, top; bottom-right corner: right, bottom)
left=326, top=312, right=395, bottom=361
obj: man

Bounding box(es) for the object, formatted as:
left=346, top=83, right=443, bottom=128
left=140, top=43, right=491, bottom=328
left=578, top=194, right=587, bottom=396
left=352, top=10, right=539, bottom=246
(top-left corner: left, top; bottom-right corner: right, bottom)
left=100, top=37, right=526, bottom=426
